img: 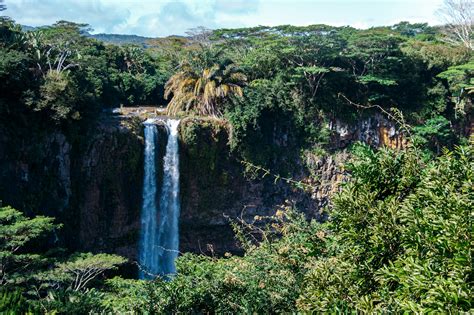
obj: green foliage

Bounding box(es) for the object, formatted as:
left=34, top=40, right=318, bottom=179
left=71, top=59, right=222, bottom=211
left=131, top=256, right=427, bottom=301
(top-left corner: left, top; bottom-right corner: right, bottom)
left=1, top=17, right=473, bottom=314
left=413, top=116, right=456, bottom=154
left=378, top=144, right=473, bottom=311
left=213, top=22, right=470, bottom=164
left=437, top=59, right=474, bottom=115
left=28, top=71, right=82, bottom=121
left=356, top=74, right=398, bottom=86
left=100, top=141, right=473, bottom=313
left=0, top=205, right=126, bottom=313
left=0, top=289, right=30, bottom=314
left=401, top=40, right=470, bottom=70
left=0, top=48, right=29, bottom=89
left=391, top=21, right=436, bottom=38
left=104, top=208, right=328, bottom=313
left=298, top=141, right=473, bottom=312
left=37, top=253, right=126, bottom=292
left=1, top=17, right=471, bottom=153
left=30, top=288, right=107, bottom=315
left=300, top=144, right=424, bottom=311
left=29, top=253, right=125, bottom=314
left=19, top=252, right=125, bottom=315
left=165, top=47, right=247, bottom=117
left=0, top=19, right=167, bottom=128
left=101, top=278, right=151, bottom=313
left=225, top=76, right=313, bottom=170
left=0, top=205, right=57, bottom=286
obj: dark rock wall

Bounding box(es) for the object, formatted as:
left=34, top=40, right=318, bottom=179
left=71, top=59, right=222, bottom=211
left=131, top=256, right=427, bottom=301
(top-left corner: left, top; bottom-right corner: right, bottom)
left=328, top=113, right=407, bottom=149
left=177, top=114, right=410, bottom=256
left=178, top=118, right=246, bottom=255
left=69, top=119, right=145, bottom=259
left=178, top=117, right=325, bottom=255
left=0, top=117, right=145, bottom=261
left=0, top=113, right=412, bottom=261
left=0, top=129, right=72, bottom=218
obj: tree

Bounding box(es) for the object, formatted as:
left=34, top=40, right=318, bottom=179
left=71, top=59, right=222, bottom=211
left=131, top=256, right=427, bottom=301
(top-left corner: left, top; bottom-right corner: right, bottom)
left=0, top=48, right=30, bottom=90
left=0, top=206, right=57, bottom=286
left=24, top=28, right=80, bottom=76
left=102, top=140, right=473, bottom=314
left=39, top=253, right=126, bottom=292
left=185, top=26, right=214, bottom=47
left=28, top=70, right=83, bottom=121
left=0, top=289, right=30, bottom=313
left=392, top=21, right=435, bottom=37
left=437, top=59, right=474, bottom=115
left=413, top=116, right=456, bottom=154
left=297, top=141, right=473, bottom=313
left=376, top=140, right=473, bottom=312
left=437, top=0, right=473, bottom=50
left=165, top=49, right=247, bottom=117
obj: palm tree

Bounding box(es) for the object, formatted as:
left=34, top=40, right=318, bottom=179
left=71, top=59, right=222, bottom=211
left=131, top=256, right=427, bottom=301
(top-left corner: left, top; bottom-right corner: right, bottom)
left=164, top=53, right=247, bottom=117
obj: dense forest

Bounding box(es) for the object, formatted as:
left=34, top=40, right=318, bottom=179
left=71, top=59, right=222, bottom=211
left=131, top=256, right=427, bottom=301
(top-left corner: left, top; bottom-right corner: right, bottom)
left=0, top=1, right=473, bottom=312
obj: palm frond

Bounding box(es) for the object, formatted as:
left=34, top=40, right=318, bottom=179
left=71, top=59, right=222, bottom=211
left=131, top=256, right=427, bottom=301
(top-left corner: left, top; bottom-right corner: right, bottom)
left=164, top=53, right=247, bottom=117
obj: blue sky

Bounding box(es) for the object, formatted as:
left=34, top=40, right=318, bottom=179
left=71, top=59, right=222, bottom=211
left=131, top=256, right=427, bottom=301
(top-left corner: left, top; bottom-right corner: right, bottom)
left=4, top=0, right=444, bottom=37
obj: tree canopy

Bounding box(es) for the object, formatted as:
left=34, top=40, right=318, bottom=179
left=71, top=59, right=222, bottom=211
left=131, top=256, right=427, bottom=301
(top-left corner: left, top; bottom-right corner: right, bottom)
left=0, top=15, right=473, bottom=314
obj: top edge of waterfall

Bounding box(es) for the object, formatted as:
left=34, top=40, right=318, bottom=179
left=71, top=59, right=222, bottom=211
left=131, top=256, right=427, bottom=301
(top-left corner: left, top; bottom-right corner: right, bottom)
left=143, top=118, right=181, bottom=125
left=143, top=118, right=157, bottom=125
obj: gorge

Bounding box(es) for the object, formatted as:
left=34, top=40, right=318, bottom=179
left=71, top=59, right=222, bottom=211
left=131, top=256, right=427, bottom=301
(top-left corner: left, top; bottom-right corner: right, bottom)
left=0, top=110, right=412, bottom=264
left=0, top=15, right=472, bottom=312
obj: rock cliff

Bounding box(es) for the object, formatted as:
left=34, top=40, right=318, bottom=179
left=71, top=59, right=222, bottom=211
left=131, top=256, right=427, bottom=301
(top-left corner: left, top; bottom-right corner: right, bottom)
left=177, top=114, right=404, bottom=255
left=0, top=112, right=409, bottom=262
left=0, top=117, right=145, bottom=260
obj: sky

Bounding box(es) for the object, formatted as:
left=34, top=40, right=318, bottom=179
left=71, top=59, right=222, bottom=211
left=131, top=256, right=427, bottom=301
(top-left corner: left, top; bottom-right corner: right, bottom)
left=3, top=0, right=444, bottom=37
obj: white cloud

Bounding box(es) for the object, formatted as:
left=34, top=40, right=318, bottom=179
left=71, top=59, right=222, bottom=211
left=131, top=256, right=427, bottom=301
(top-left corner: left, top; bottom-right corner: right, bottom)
left=214, top=0, right=259, bottom=15
left=127, top=1, right=216, bottom=36
left=3, top=0, right=443, bottom=37
left=4, top=0, right=130, bottom=33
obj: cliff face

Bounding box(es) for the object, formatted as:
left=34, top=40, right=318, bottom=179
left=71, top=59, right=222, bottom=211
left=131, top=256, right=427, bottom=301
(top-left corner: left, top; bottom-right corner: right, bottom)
left=0, top=113, right=408, bottom=261
left=329, top=114, right=407, bottom=149
left=178, top=117, right=334, bottom=255
left=69, top=118, right=145, bottom=258
left=177, top=114, right=410, bottom=255
left=0, top=129, right=72, bottom=218
left=178, top=118, right=250, bottom=255
left=0, top=117, right=145, bottom=260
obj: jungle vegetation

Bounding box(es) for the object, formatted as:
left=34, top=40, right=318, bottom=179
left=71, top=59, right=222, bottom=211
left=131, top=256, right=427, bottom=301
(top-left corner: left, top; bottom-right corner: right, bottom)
left=0, top=2, right=473, bottom=312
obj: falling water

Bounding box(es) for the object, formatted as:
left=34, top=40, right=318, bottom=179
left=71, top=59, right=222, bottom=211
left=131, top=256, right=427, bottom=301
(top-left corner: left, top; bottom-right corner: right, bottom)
left=138, top=119, right=158, bottom=279
left=155, top=119, right=181, bottom=277
left=138, top=118, right=181, bottom=279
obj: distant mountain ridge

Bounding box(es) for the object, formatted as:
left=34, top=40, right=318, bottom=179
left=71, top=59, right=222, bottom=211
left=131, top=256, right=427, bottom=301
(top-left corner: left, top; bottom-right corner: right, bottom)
left=88, top=33, right=153, bottom=46
left=20, top=25, right=157, bottom=46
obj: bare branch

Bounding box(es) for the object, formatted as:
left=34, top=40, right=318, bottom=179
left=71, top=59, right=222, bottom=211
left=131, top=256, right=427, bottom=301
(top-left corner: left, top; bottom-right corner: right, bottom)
left=186, top=26, right=214, bottom=47
left=240, top=160, right=321, bottom=191
left=337, top=93, right=413, bottom=137
left=437, top=0, right=473, bottom=50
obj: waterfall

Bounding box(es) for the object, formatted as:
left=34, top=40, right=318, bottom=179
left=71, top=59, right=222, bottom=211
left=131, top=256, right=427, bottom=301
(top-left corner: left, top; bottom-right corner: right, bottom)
left=155, top=119, right=181, bottom=277
left=139, top=118, right=181, bottom=279
left=138, top=119, right=158, bottom=279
